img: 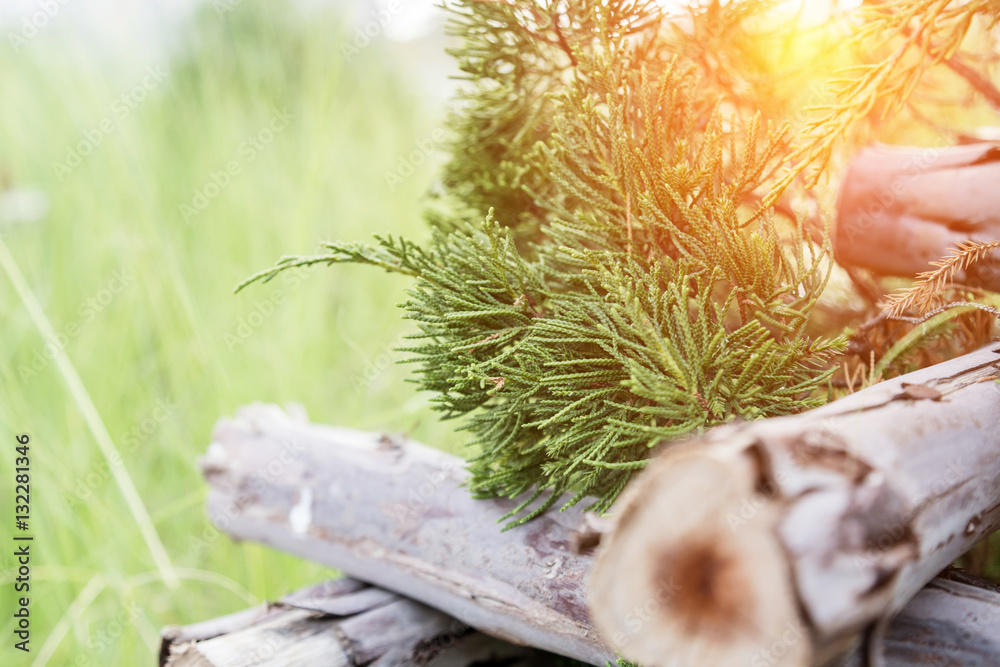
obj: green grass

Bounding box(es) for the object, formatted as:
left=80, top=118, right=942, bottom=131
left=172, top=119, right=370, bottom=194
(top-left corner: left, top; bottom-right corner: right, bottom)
left=0, top=3, right=460, bottom=664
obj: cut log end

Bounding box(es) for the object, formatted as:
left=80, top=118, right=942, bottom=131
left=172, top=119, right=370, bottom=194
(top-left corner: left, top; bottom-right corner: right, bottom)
left=590, top=452, right=808, bottom=667
left=655, top=539, right=745, bottom=640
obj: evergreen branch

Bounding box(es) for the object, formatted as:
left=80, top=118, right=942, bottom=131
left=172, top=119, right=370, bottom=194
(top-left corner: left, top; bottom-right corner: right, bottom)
left=242, top=0, right=864, bottom=526
left=882, top=241, right=1000, bottom=316
left=761, top=0, right=1000, bottom=212
left=234, top=255, right=340, bottom=293
left=234, top=237, right=430, bottom=294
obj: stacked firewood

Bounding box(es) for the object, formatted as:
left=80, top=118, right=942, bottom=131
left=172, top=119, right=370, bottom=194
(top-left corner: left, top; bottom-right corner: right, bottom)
left=162, top=146, right=1000, bottom=666
left=163, top=341, right=1000, bottom=666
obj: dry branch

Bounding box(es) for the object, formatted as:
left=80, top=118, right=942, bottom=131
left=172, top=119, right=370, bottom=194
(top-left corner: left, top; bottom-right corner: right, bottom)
left=160, top=572, right=1000, bottom=667
left=590, top=344, right=1000, bottom=666
left=201, top=403, right=614, bottom=665
left=838, top=570, right=1000, bottom=667
left=201, top=357, right=1000, bottom=666
left=159, top=578, right=539, bottom=666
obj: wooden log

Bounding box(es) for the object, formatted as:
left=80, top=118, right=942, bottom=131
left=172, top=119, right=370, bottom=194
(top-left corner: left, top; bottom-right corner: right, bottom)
left=201, top=403, right=614, bottom=665
left=201, top=375, right=1000, bottom=666
left=835, top=142, right=1000, bottom=290
left=159, top=572, right=1000, bottom=667
left=589, top=344, right=1000, bottom=666
left=159, top=578, right=541, bottom=666
left=837, top=570, right=1000, bottom=667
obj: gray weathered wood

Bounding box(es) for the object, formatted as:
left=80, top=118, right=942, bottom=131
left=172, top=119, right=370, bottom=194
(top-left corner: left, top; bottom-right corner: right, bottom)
left=838, top=571, right=1000, bottom=667
left=201, top=403, right=613, bottom=665
left=200, top=377, right=1000, bottom=666
left=590, top=344, right=1000, bottom=666
left=160, top=578, right=539, bottom=666
left=160, top=573, right=1000, bottom=667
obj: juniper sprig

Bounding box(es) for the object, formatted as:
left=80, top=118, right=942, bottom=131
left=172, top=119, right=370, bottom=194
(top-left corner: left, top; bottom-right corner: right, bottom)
left=237, top=1, right=857, bottom=526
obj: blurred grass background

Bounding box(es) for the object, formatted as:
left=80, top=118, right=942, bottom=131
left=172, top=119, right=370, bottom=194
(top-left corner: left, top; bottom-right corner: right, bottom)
left=0, top=2, right=460, bottom=664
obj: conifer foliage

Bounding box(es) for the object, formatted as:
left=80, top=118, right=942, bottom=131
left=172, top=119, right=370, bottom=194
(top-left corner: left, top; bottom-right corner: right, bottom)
left=240, top=0, right=853, bottom=525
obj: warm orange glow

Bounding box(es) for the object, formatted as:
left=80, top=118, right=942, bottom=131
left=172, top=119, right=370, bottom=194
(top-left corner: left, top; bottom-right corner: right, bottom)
left=655, top=0, right=864, bottom=27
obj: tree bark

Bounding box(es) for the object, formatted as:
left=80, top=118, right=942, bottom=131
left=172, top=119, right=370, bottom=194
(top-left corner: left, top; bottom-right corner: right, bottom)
left=835, top=142, right=1000, bottom=290
left=590, top=344, right=1000, bottom=666
left=837, top=570, right=1000, bottom=667
left=201, top=403, right=614, bottom=665
left=201, top=349, right=1000, bottom=666
left=160, top=573, right=1000, bottom=667
left=159, top=578, right=540, bottom=666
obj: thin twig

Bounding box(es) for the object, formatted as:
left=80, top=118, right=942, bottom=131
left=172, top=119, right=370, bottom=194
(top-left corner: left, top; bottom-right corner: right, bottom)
left=945, top=54, right=1000, bottom=114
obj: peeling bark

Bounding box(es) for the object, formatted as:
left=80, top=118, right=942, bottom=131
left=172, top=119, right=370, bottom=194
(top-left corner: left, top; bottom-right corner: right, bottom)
left=159, top=578, right=539, bottom=666
left=199, top=354, right=1000, bottom=666
left=591, top=344, right=1000, bottom=666
left=159, top=572, right=1000, bottom=667
left=201, top=403, right=614, bottom=665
